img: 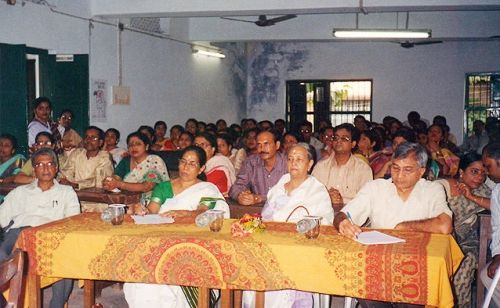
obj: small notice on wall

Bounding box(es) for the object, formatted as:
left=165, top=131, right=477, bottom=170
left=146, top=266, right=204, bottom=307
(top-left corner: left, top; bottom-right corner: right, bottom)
left=91, top=79, right=107, bottom=122
left=112, top=85, right=131, bottom=105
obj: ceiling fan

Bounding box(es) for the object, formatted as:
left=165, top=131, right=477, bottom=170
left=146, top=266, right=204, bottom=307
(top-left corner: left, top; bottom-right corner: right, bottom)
left=399, top=40, right=443, bottom=48
left=221, top=14, right=297, bottom=27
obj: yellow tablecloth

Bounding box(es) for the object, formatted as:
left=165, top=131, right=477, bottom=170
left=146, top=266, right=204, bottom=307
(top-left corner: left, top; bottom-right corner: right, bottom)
left=18, top=213, right=463, bottom=307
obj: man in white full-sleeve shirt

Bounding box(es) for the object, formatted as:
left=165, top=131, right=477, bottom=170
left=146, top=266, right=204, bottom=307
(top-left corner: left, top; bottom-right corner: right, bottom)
left=0, top=148, right=80, bottom=308
left=480, top=142, right=500, bottom=307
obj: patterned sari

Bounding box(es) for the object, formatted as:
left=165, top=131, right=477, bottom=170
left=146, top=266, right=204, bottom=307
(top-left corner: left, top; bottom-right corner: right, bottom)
left=115, top=154, right=169, bottom=204
left=439, top=180, right=491, bottom=307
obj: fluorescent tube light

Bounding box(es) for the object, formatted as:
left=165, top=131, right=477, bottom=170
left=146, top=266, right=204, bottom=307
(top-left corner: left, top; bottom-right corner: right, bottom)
left=193, top=47, right=226, bottom=59
left=333, top=29, right=430, bottom=39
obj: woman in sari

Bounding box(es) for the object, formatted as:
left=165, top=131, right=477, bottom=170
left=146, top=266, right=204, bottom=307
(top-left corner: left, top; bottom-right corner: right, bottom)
left=356, top=129, right=388, bottom=176
left=126, top=145, right=230, bottom=308
left=244, top=143, right=333, bottom=308
left=437, top=152, right=490, bottom=307
left=216, top=132, right=246, bottom=175
left=27, top=97, right=61, bottom=151
left=103, top=131, right=169, bottom=204
left=0, top=134, right=25, bottom=184
left=427, top=124, right=459, bottom=178
left=104, top=128, right=128, bottom=166
left=194, top=132, right=235, bottom=196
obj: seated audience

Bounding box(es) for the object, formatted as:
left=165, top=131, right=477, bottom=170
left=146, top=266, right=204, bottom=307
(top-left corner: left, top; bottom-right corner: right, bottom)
left=318, top=126, right=334, bottom=160
left=59, top=126, right=113, bottom=190
left=216, top=119, right=227, bottom=132
left=480, top=142, right=500, bottom=306
left=335, top=142, right=452, bottom=308
left=185, top=118, right=198, bottom=136
left=195, top=132, right=235, bottom=196
left=374, top=127, right=417, bottom=179
left=403, top=111, right=429, bottom=129
left=0, top=133, right=25, bottom=184
left=104, top=131, right=169, bottom=204
left=427, top=124, right=459, bottom=178
left=104, top=128, right=127, bottom=166
left=433, top=115, right=457, bottom=145
left=280, top=132, right=299, bottom=155
left=312, top=123, right=373, bottom=209
left=197, top=121, right=207, bottom=133
left=244, top=143, right=333, bottom=307
left=0, top=148, right=80, bottom=308
left=217, top=133, right=246, bottom=174
left=56, top=109, right=82, bottom=152
left=242, top=127, right=260, bottom=155
left=354, top=114, right=368, bottom=132
left=178, top=131, right=194, bottom=150
left=162, top=125, right=183, bottom=151
left=229, top=130, right=287, bottom=205
left=258, top=120, right=274, bottom=131
left=437, top=152, right=491, bottom=307
left=356, top=129, right=385, bottom=176
left=461, top=119, right=489, bottom=154
left=151, top=120, right=169, bottom=151
left=126, top=145, right=229, bottom=307
left=298, top=120, right=323, bottom=152
left=274, top=118, right=286, bottom=136
left=138, top=125, right=155, bottom=145
left=14, top=132, right=56, bottom=184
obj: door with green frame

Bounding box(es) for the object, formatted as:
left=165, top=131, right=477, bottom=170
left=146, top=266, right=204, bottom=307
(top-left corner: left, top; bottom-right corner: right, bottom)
left=0, top=43, right=89, bottom=156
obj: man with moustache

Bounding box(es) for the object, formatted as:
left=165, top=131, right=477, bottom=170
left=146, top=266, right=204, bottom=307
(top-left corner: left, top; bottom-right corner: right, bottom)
left=229, top=130, right=287, bottom=205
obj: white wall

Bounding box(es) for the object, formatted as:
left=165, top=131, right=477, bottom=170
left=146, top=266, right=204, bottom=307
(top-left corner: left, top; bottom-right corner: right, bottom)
left=246, top=41, right=500, bottom=142
left=0, top=1, right=246, bottom=147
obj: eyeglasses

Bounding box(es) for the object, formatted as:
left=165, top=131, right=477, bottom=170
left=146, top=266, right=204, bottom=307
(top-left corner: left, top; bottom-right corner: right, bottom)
left=300, top=129, right=311, bottom=134
left=332, top=135, right=351, bottom=142
left=390, top=165, right=420, bottom=175
left=467, top=168, right=486, bottom=177
left=61, top=115, right=72, bottom=120
left=34, top=161, right=56, bottom=169
left=179, top=158, right=199, bottom=168
left=84, top=136, right=100, bottom=141
left=323, top=135, right=335, bottom=141
left=35, top=141, right=53, bottom=146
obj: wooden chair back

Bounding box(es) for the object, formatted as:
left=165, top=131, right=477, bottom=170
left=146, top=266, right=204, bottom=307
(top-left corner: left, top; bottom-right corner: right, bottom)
left=477, top=212, right=492, bottom=308
left=0, top=249, right=26, bottom=308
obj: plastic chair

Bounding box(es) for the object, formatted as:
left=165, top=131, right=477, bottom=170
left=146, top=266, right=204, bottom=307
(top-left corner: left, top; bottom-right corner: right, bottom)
left=0, top=249, right=26, bottom=308
left=483, top=267, right=500, bottom=308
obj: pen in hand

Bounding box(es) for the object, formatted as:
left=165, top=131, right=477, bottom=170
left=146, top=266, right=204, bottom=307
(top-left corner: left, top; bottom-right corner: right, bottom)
left=346, top=211, right=358, bottom=239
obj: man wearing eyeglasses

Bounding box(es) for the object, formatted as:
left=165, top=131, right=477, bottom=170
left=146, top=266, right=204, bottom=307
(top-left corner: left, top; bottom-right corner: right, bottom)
left=312, top=123, right=373, bottom=210
left=298, top=120, right=324, bottom=152
left=59, top=126, right=113, bottom=190
left=334, top=142, right=452, bottom=308
left=0, top=148, right=80, bottom=308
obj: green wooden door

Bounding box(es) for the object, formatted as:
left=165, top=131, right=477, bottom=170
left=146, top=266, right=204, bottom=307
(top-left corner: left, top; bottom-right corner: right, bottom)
left=40, top=53, right=89, bottom=136
left=0, top=43, right=28, bottom=155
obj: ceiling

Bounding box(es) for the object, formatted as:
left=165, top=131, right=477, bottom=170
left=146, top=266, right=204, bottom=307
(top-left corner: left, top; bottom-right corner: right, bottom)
left=89, top=0, right=500, bottom=43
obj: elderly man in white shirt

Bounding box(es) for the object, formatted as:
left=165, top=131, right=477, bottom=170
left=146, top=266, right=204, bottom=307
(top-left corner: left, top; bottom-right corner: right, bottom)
left=334, top=142, right=452, bottom=308
left=0, top=148, right=80, bottom=308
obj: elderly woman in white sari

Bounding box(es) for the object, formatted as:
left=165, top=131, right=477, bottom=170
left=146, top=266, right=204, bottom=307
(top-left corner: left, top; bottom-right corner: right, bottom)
left=125, top=145, right=230, bottom=308
left=244, top=143, right=334, bottom=308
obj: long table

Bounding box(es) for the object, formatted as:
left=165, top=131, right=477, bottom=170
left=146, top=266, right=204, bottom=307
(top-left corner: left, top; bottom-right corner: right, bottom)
left=18, top=213, right=463, bottom=308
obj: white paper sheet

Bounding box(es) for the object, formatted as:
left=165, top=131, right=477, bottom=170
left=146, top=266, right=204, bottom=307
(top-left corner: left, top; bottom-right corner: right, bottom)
left=355, top=231, right=405, bottom=245
left=131, top=214, right=175, bottom=225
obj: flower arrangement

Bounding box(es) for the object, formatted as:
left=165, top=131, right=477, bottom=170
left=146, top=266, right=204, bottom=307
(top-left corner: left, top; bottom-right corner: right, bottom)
left=231, top=213, right=266, bottom=237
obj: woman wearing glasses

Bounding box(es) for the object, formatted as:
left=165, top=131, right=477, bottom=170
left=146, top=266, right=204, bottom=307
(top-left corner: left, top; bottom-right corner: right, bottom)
left=14, top=132, right=56, bottom=184
left=437, top=152, right=491, bottom=307
left=126, top=145, right=229, bottom=308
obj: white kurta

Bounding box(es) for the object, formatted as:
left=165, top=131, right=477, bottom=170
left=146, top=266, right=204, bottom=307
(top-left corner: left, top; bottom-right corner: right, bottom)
left=124, top=181, right=230, bottom=308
